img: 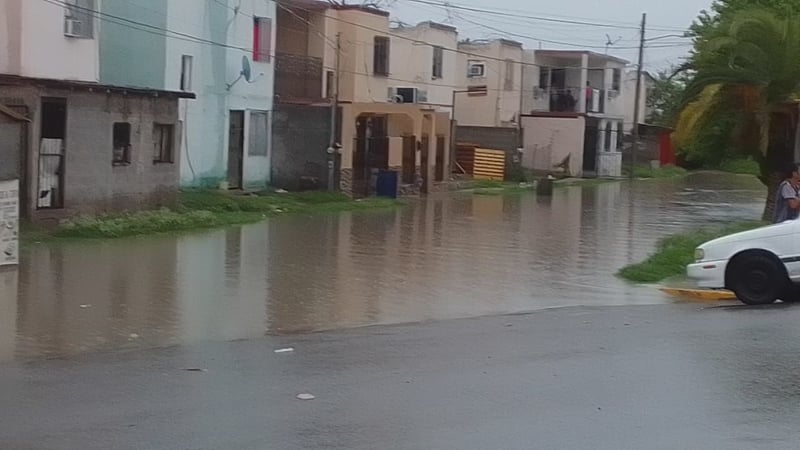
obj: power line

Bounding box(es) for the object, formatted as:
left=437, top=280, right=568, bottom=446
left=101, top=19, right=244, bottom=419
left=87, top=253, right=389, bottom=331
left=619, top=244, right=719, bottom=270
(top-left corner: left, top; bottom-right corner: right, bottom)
left=278, top=1, right=633, bottom=70
left=400, top=0, right=689, bottom=33
left=448, top=9, right=659, bottom=51
left=44, top=0, right=255, bottom=53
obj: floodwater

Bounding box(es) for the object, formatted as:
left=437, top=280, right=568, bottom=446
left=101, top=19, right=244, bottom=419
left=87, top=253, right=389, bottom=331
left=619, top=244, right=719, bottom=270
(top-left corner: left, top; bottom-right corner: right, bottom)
left=0, top=173, right=764, bottom=362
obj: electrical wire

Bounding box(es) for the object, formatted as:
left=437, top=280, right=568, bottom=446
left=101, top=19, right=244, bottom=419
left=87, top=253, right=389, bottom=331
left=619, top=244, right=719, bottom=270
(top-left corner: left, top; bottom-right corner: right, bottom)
left=399, top=0, right=690, bottom=33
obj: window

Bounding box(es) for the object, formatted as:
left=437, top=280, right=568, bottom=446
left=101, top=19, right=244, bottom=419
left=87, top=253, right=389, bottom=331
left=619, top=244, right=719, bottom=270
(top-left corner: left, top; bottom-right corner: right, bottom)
left=467, top=60, right=485, bottom=78
left=180, top=55, right=193, bottom=91
left=373, top=36, right=390, bottom=76
left=538, top=67, right=551, bottom=88
left=112, top=123, right=131, bottom=165
left=612, top=68, right=621, bottom=91
left=153, top=124, right=174, bottom=163
left=248, top=111, right=269, bottom=157
left=432, top=46, right=444, bottom=79
left=325, top=70, right=335, bottom=99
left=253, top=17, right=272, bottom=62
left=63, top=0, right=94, bottom=39
left=504, top=59, right=515, bottom=91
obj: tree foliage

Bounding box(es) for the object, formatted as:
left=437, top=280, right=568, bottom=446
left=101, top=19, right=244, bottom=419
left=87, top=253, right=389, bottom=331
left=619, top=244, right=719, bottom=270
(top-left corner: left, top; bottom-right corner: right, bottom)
left=677, top=8, right=800, bottom=218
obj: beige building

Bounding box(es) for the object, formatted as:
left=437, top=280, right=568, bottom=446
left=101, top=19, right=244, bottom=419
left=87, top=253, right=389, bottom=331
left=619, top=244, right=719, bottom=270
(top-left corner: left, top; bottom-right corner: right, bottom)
left=275, top=1, right=451, bottom=196
left=455, top=39, right=524, bottom=128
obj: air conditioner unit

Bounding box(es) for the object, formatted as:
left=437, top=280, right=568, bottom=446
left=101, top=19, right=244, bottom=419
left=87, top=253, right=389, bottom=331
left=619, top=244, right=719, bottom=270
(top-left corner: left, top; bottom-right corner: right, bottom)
left=389, top=87, right=427, bottom=103
left=64, top=18, right=83, bottom=37
left=467, top=61, right=486, bottom=78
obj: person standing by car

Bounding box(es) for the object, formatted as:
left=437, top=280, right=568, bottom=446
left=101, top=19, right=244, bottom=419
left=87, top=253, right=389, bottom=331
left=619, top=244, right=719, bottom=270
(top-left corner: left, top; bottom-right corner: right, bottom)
left=773, top=162, right=800, bottom=223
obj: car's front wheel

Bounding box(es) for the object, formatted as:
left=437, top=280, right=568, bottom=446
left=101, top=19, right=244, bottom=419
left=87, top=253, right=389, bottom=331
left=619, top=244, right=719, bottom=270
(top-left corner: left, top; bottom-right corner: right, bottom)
left=728, top=253, right=787, bottom=305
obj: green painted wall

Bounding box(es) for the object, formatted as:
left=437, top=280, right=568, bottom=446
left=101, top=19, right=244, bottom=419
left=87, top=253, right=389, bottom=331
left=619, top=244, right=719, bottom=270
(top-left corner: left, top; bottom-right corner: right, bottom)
left=99, top=0, right=167, bottom=89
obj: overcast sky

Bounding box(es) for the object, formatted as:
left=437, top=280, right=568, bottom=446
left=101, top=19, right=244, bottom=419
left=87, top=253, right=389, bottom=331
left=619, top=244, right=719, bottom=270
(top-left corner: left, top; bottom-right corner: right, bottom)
left=386, top=0, right=713, bottom=71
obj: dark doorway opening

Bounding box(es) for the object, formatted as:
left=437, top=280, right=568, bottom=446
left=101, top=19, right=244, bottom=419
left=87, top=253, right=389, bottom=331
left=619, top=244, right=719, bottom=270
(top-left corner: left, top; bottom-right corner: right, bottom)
left=583, top=119, right=598, bottom=175
left=38, top=98, right=67, bottom=209
left=228, top=110, right=245, bottom=189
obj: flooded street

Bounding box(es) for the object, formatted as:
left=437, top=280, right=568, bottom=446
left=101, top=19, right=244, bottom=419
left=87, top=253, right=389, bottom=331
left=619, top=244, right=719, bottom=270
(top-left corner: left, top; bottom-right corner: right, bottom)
left=0, top=173, right=764, bottom=362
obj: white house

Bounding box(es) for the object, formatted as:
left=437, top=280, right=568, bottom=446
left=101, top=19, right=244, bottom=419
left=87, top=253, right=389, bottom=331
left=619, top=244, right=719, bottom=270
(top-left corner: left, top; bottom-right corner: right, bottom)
left=100, top=0, right=276, bottom=190
left=0, top=0, right=189, bottom=221
left=520, top=50, right=629, bottom=178
left=623, top=70, right=656, bottom=133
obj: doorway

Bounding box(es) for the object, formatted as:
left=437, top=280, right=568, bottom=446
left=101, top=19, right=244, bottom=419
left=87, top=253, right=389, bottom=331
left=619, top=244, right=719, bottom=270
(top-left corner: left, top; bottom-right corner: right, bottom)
left=228, top=110, right=245, bottom=189
left=583, top=119, right=598, bottom=175
left=38, top=98, right=66, bottom=209
left=420, top=134, right=430, bottom=194
left=353, top=115, right=388, bottom=196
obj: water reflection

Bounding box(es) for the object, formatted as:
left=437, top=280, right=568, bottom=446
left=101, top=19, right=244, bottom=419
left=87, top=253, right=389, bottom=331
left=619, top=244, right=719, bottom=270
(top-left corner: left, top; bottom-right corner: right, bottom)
left=2, top=173, right=765, bottom=361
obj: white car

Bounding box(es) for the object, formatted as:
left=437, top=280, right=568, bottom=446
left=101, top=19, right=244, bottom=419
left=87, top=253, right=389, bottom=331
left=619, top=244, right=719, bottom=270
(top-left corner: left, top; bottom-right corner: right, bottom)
left=687, top=220, right=800, bottom=305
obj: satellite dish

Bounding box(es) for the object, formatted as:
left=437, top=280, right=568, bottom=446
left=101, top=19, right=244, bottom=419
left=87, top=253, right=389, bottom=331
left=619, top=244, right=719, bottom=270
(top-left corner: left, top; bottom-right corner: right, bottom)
left=227, top=56, right=255, bottom=90
left=241, top=56, right=252, bottom=83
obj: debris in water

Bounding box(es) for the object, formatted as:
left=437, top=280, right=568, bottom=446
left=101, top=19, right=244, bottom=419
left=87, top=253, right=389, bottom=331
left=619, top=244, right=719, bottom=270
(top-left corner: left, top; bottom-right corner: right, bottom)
left=274, top=347, right=294, bottom=354
left=129, top=333, right=140, bottom=339
left=79, top=304, right=92, bottom=309
left=297, top=393, right=315, bottom=400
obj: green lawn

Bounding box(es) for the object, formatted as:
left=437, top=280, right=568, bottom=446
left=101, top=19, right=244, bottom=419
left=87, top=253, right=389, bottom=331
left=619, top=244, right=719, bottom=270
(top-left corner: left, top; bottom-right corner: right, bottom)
left=617, top=221, right=765, bottom=283
left=38, top=191, right=400, bottom=240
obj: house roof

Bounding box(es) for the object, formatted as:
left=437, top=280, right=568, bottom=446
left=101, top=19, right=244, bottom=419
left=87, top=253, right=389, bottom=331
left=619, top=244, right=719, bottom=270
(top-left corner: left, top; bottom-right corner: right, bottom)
left=535, top=50, right=629, bottom=65
left=459, top=38, right=524, bottom=49
left=417, top=21, right=457, bottom=33
left=279, top=0, right=390, bottom=17
left=0, top=104, right=30, bottom=122
left=0, top=75, right=196, bottom=99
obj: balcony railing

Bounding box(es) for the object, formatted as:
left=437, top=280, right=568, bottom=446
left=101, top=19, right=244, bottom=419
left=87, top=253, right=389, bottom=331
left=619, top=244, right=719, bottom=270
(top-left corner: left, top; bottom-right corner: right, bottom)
left=275, top=53, right=324, bottom=102
left=536, top=87, right=605, bottom=114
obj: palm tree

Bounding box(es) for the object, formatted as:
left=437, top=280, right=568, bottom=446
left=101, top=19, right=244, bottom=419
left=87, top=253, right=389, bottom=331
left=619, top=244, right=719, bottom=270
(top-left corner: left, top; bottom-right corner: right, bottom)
left=674, top=9, right=800, bottom=220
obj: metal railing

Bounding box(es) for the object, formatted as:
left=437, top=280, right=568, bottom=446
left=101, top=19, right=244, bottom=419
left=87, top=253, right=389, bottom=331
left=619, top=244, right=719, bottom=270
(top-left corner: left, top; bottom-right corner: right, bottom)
left=537, top=87, right=606, bottom=114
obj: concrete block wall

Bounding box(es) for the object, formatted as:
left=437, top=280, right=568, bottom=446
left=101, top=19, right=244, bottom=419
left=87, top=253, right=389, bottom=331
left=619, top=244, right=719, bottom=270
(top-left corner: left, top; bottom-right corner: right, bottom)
left=0, top=86, right=182, bottom=220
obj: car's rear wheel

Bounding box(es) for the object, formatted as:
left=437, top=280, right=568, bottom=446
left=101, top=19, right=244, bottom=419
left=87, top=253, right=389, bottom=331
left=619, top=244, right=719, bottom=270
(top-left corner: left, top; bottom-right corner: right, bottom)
left=728, top=254, right=787, bottom=305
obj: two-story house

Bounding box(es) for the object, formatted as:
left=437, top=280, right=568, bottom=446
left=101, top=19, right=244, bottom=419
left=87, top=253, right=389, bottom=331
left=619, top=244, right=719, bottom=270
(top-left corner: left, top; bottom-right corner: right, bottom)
left=0, top=0, right=191, bottom=222
left=391, top=21, right=458, bottom=188
left=100, top=0, right=275, bottom=190
left=520, top=50, right=629, bottom=177
left=455, top=39, right=524, bottom=128
left=274, top=1, right=451, bottom=197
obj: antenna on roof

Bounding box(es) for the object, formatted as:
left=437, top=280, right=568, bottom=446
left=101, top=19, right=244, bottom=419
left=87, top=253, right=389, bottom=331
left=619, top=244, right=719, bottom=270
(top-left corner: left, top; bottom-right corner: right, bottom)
left=605, top=34, right=622, bottom=54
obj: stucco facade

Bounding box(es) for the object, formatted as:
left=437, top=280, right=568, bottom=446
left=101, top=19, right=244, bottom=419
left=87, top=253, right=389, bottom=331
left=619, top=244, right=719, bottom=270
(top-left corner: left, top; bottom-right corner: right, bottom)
left=455, top=39, right=524, bottom=128
left=0, top=0, right=99, bottom=81
left=391, top=22, right=458, bottom=111
left=520, top=115, right=586, bottom=177
left=100, top=0, right=276, bottom=189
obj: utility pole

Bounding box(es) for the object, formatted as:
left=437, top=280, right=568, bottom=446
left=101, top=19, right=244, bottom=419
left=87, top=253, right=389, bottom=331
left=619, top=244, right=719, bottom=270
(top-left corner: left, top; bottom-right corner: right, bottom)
left=630, top=12, right=646, bottom=179
left=327, top=33, right=341, bottom=191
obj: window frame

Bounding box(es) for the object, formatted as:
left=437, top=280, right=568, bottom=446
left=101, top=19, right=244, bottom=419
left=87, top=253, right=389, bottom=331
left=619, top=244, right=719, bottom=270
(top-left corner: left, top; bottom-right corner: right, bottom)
left=153, top=123, right=175, bottom=164
left=112, top=122, right=132, bottom=166
left=253, top=17, right=272, bottom=63
left=612, top=68, right=622, bottom=91
left=467, top=60, right=486, bottom=78
left=63, top=0, right=95, bottom=39
left=432, top=46, right=444, bottom=79
left=180, top=55, right=193, bottom=91
left=373, top=36, right=390, bottom=76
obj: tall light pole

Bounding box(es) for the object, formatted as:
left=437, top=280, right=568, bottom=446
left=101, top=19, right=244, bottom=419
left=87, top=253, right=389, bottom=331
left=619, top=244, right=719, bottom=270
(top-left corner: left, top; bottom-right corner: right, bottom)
left=630, top=13, right=646, bottom=178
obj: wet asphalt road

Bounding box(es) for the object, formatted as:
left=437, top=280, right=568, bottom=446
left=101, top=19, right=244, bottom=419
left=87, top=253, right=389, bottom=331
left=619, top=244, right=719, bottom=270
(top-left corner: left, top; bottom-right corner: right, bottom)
left=4, top=302, right=800, bottom=450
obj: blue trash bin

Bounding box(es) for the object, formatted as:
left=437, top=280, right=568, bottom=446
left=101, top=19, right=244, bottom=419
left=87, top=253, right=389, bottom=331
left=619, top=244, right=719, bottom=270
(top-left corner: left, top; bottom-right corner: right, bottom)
left=375, top=170, right=398, bottom=199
